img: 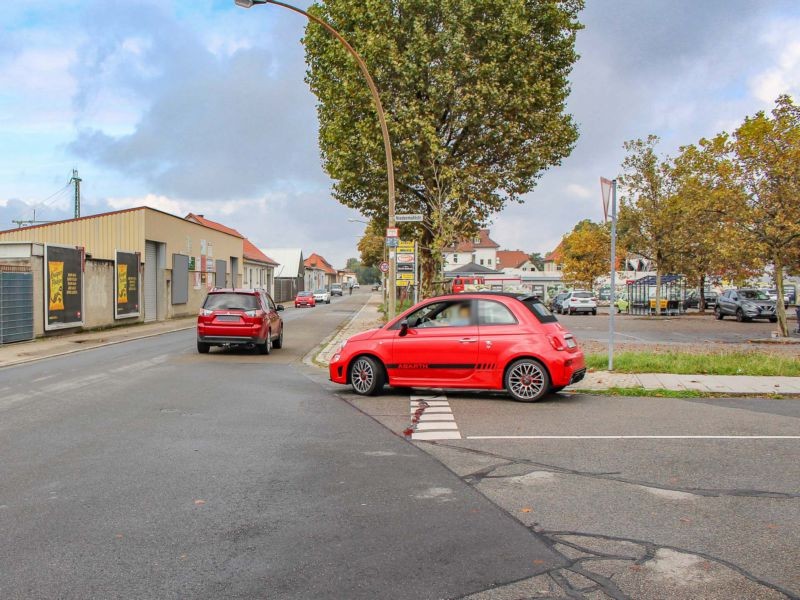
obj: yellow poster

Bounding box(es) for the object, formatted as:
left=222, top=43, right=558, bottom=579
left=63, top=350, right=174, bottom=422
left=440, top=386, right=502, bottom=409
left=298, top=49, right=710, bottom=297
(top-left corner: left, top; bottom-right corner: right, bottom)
left=48, top=261, right=65, bottom=311
left=117, top=264, right=128, bottom=303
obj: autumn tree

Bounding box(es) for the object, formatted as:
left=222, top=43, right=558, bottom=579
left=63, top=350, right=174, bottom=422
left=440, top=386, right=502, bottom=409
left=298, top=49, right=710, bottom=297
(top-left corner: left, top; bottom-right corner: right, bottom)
left=303, top=0, right=583, bottom=296
left=670, top=137, right=764, bottom=311
left=618, top=136, right=690, bottom=315
left=528, top=252, right=545, bottom=271
left=723, top=95, right=800, bottom=336
left=356, top=220, right=386, bottom=267
left=560, top=219, right=616, bottom=291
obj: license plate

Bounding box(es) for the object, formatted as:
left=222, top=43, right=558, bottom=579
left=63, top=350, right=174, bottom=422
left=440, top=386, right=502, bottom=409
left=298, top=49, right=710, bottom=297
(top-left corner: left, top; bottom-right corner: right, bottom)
left=216, top=315, right=241, bottom=322
left=566, top=337, right=576, bottom=348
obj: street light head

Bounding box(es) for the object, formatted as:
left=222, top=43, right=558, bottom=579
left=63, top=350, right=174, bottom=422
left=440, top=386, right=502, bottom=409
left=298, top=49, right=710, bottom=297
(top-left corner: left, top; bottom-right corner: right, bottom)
left=234, top=0, right=255, bottom=7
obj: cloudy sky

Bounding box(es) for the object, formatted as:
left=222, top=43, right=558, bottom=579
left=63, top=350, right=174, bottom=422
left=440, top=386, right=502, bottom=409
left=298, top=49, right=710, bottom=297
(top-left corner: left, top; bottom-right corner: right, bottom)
left=1, top=1, right=799, bottom=266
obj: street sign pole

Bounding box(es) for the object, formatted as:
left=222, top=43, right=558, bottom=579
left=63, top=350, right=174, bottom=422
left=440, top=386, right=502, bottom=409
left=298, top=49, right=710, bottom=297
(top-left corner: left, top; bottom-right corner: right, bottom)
left=608, top=180, right=618, bottom=371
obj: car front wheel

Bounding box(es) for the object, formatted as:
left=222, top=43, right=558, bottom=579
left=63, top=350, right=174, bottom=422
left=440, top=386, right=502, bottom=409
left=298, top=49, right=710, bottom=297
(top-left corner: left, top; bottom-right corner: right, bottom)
left=736, top=309, right=745, bottom=323
left=715, top=307, right=723, bottom=320
left=349, top=356, right=385, bottom=396
left=505, top=359, right=550, bottom=403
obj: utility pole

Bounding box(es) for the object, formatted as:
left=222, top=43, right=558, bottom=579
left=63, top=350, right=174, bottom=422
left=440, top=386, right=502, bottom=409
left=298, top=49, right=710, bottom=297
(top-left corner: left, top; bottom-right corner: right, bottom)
left=70, top=169, right=82, bottom=219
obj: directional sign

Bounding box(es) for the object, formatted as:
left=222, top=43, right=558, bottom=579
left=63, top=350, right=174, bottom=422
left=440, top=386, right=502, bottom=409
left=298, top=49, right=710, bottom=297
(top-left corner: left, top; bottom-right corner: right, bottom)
left=398, top=241, right=415, bottom=253
left=395, top=214, right=423, bottom=223
left=397, top=263, right=414, bottom=273
left=386, top=227, right=399, bottom=238
left=386, top=237, right=399, bottom=248
left=397, top=273, right=415, bottom=281
left=379, top=261, right=390, bottom=273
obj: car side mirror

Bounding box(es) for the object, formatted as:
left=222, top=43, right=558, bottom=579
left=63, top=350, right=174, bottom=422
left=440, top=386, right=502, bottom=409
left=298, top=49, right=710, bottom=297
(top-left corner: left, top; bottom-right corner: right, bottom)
left=276, top=304, right=285, bottom=311
left=399, top=320, right=409, bottom=337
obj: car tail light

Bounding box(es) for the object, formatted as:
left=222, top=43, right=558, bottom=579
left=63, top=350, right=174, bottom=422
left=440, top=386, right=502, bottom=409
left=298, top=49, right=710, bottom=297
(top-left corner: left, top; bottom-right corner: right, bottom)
left=590, top=297, right=597, bottom=302
left=200, top=309, right=213, bottom=316
left=244, top=310, right=258, bottom=317
left=547, top=334, right=565, bottom=351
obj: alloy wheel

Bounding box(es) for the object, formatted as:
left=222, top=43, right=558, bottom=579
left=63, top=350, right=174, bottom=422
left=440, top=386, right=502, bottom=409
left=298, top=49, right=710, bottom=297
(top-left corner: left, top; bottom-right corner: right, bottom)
left=351, top=358, right=374, bottom=394
left=508, top=361, right=546, bottom=400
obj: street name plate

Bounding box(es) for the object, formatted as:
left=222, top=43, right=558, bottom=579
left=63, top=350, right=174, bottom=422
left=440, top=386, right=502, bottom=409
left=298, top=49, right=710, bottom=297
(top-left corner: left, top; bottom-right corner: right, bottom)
left=395, top=214, right=423, bottom=222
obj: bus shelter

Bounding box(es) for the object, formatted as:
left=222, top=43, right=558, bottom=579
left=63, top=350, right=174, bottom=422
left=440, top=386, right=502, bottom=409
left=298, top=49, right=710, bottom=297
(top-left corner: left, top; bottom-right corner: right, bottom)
left=626, top=274, right=686, bottom=316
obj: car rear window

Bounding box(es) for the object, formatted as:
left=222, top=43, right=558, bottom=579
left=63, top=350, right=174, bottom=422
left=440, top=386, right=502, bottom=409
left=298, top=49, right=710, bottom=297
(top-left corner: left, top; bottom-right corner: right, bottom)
left=298, top=291, right=312, bottom=297
left=204, top=293, right=259, bottom=311
left=573, top=292, right=592, bottom=298
left=519, top=299, right=558, bottom=323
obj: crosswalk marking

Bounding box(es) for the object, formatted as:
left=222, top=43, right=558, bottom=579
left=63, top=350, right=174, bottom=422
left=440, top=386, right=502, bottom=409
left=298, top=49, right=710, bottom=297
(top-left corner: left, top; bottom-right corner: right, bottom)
left=408, top=395, right=462, bottom=440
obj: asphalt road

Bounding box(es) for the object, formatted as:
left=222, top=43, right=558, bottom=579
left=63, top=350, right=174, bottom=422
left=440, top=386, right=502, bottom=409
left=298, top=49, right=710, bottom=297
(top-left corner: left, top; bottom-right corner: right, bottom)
left=0, top=292, right=560, bottom=600
left=349, top=389, right=800, bottom=599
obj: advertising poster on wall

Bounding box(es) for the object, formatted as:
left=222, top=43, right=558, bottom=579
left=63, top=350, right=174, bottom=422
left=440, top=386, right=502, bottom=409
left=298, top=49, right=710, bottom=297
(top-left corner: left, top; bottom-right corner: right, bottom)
left=115, top=250, right=141, bottom=319
left=44, top=245, right=84, bottom=331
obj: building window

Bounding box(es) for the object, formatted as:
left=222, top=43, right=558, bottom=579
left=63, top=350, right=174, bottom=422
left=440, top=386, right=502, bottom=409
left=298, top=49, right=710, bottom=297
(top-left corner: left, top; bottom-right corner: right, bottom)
left=480, top=259, right=484, bottom=265
left=453, top=255, right=458, bottom=263
left=487, top=259, right=492, bottom=265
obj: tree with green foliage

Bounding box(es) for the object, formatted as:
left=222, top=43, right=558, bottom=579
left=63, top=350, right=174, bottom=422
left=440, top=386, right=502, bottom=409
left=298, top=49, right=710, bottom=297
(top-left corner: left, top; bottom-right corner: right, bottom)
left=560, top=219, right=617, bottom=291
left=528, top=252, right=545, bottom=271
left=722, top=95, right=800, bottom=336
left=303, top=0, right=583, bottom=296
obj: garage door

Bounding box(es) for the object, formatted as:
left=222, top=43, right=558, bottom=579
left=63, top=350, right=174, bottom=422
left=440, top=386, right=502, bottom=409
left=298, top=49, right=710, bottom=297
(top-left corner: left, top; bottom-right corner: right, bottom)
left=144, top=241, right=158, bottom=322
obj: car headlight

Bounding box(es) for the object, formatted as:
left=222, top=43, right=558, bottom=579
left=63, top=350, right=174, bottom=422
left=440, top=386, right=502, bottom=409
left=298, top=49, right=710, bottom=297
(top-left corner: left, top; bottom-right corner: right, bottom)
left=741, top=302, right=758, bottom=311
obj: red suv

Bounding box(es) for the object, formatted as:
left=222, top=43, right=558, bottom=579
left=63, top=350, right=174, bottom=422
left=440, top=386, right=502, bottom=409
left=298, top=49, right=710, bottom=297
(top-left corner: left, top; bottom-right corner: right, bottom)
left=197, top=289, right=284, bottom=354
left=329, top=293, right=585, bottom=402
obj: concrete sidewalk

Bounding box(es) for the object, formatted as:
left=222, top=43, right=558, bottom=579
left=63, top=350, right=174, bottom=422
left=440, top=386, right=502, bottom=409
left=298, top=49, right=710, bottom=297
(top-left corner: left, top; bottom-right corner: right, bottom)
left=572, top=370, right=800, bottom=394
left=312, top=292, right=383, bottom=367
left=0, top=317, right=196, bottom=369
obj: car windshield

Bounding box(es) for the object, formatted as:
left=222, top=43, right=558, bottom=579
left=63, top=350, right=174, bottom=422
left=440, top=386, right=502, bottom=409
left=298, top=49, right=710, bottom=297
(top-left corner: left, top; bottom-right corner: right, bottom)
left=740, top=290, right=769, bottom=300
left=314, top=289, right=326, bottom=294
left=203, top=293, right=259, bottom=311
left=331, top=285, right=341, bottom=289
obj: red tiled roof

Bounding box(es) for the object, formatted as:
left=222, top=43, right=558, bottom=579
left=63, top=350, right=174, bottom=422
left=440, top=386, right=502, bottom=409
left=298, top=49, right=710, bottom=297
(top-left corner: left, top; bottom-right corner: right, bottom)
left=443, top=229, right=500, bottom=252
left=304, top=252, right=337, bottom=275
left=496, top=250, right=530, bottom=269
left=545, top=241, right=564, bottom=263
left=185, top=213, right=278, bottom=265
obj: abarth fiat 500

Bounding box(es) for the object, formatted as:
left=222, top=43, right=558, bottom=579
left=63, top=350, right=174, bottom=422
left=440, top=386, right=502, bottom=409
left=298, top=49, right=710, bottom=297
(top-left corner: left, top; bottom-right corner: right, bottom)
left=329, top=293, right=585, bottom=402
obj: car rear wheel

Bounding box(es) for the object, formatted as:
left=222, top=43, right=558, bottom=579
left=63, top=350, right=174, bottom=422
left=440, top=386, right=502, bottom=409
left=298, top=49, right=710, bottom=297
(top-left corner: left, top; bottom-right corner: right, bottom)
left=349, top=356, right=385, bottom=396
left=273, top=327, right=284, bottom=349
left=258, top=331, right=272, bottom=355
left=197, top=341, right=210, bottom=354
left=769, top=316, right=777, bottom=323
left=505, top=359, right=550, bottom=403
left=715, top=307, right=723, bottom=320
left=592, top=309, right=597, bottom=315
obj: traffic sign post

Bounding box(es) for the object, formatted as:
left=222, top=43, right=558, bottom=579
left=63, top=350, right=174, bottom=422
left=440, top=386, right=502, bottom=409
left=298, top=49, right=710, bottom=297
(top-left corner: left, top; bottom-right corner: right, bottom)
left=379, top=261, right=390, bottom=273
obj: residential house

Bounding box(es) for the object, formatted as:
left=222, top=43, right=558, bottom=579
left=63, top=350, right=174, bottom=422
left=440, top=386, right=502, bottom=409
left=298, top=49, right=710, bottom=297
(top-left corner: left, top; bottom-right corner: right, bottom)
left=185, top=213, right=278, bottom=296
left=496, top=250, right=539, bottom=273
left=443, top=228, right=500, bottom=269
left=264, top=248, right=305, bottom=302
left=304, top=252, right=337, bottom=290
left=543, top=241, right=564, bottom=274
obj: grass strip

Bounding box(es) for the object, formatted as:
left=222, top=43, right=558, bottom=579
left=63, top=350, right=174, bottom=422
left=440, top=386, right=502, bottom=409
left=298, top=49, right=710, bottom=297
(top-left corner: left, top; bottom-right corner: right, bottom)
left=578, top=387, right=795, bottom=399
left=585, top=351, right=800, bottom=377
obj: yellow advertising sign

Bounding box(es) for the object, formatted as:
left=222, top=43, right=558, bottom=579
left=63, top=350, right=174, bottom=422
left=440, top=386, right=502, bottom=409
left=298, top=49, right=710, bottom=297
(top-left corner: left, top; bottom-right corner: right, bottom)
left=48, top=261, right=65, bottom=311
left=397, top=273, right=415, bottom=281
left=396, top=280, right=413, bottom=287
left=398, top=241, right=415, bottom=253
left=117, top=264, right=128, bottom=303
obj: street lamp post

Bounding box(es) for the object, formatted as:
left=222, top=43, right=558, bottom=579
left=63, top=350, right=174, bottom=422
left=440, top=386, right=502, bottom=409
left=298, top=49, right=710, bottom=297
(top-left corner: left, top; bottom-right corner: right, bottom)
left=236, top=0, right=397, bottom=319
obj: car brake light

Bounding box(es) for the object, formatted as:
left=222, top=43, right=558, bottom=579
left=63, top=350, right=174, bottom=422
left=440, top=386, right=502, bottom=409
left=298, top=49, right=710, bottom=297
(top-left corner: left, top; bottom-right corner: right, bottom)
left=547, top=334, right=565, bottom=351
left=590, top=297, right=597, bottom=302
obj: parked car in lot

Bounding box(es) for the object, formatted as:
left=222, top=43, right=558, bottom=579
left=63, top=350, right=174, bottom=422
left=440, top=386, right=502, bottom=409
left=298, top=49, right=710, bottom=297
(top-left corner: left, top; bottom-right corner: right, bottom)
left=313, top=288, right=331, bottom=304
left=766, top=289, right=790, bottom=308
left=329, top=292, right=586, bottom=402
left=560, top=290, right=597, bottom=315
left=715, top=289, right=777, bottom=322
left=197, top=289, right=284, bottom=354
left=295, top=291, right=316, bottom=308
left=371, top=283, right=382, bottom=291
left=549, top=291, right=569, bottom=313
left=330, top=283, right=343, bottom=296
left=683, top=290, right=717, bottom=310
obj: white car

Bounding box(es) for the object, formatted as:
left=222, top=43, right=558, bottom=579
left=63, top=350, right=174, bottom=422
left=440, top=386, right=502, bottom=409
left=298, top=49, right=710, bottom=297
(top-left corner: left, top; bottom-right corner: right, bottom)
left=352, top=282, right=360, bottom=289
left=561, top=290, right=597, bottom=315
left=313, top=289, right=331, bottom=304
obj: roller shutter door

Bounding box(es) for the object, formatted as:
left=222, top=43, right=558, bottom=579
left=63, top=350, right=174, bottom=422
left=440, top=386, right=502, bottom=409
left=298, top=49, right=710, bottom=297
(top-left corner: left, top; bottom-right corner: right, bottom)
left=144, top=241, right=158, bottom=322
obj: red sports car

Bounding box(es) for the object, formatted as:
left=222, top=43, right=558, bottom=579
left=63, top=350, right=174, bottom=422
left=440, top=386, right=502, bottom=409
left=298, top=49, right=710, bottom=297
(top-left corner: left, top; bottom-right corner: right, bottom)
left=329, top=293, right=585, bottom=402
left=197, top=289, right=284, bottom=354
left=295, top=291, right=316, bottom=308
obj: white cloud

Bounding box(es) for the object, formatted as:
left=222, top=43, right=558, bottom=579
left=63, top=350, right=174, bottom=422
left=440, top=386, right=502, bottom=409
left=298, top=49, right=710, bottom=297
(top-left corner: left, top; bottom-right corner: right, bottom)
left=565, top=183, right=592, bottom=199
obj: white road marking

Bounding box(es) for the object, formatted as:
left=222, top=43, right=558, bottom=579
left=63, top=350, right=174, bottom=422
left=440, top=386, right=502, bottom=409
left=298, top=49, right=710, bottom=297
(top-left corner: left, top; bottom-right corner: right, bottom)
left=466, top=435, right=800, bottom=440
left=416, top=422, right=459, bottom=431
left=409, top=395, right=462, bottom=440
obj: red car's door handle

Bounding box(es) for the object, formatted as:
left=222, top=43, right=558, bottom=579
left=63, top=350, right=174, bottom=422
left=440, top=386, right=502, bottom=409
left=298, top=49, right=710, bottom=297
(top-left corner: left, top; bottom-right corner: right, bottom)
left=459, top=338, right=478, bottom=343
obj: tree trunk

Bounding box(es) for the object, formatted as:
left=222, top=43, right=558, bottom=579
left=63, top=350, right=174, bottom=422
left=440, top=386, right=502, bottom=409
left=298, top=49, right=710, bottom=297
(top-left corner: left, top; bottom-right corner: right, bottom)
left=654, top=270, right=662, bottom=316
left=419, top=227, right=437, bottom=300
left=698, top=274, right=706, bottom=313
left=774, top=254, right=789, bottom=337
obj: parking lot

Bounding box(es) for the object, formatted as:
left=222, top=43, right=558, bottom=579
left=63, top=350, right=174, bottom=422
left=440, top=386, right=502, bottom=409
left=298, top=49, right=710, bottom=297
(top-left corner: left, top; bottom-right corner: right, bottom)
left=343, top=387, right=800, bottom=599
left=558, top=310, right=799, bottom=349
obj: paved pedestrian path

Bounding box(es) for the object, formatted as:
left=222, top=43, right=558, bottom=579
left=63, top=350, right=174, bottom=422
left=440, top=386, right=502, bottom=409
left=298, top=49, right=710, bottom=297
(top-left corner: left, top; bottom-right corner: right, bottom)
left=0, top=317, right=196, bottom=369
left=312, top=292, right=383, bottom=366
left=572, top=370, right=800, bottom=394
